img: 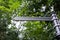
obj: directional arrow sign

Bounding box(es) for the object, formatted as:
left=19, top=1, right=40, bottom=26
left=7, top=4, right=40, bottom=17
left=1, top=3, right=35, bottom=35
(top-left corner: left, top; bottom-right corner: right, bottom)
left=13, top=17, right=52, bottom=21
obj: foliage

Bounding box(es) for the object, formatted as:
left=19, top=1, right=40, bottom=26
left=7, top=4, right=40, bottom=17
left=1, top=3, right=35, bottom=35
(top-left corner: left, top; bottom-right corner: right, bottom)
left=0, top=0, right=60, bottom=40
left=18, top=0, right=60, bottom=40
left=23, top=21, right=54, bottom=40
left=0, top=0, right=21, bottom=40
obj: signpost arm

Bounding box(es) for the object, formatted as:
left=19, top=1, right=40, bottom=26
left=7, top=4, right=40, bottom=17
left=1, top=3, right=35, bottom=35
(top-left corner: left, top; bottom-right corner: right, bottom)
left=13, top=17, right=52, bottom=21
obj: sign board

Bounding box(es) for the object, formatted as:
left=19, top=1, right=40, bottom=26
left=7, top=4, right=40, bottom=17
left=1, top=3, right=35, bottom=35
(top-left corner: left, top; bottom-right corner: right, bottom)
left=13, top=17, right=52, bottom=21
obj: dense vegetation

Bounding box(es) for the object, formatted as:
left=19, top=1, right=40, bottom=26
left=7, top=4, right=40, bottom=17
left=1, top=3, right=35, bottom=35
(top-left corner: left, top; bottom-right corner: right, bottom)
left=0, top=0, right=60, bottom=40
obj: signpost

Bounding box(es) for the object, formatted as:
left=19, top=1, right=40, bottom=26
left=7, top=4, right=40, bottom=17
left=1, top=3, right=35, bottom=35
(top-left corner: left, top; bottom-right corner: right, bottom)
left=13, top=11, right=60, bottom=40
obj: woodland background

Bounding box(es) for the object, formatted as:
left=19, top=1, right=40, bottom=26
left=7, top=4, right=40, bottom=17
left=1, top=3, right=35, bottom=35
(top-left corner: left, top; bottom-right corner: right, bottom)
left=0, top=0, right=60, bottom=40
